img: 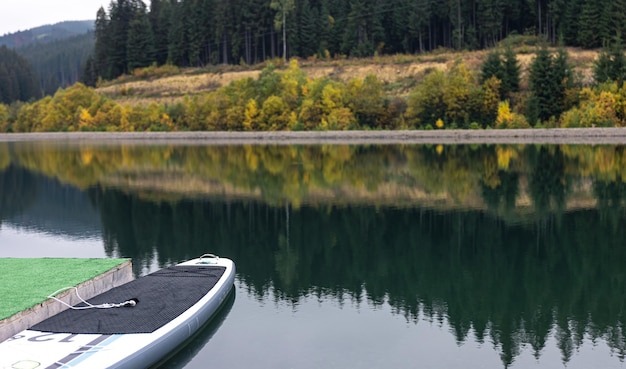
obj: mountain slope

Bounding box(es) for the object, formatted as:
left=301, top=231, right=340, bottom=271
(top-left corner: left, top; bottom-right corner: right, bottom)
left=0, top=20, right=93, bottom=48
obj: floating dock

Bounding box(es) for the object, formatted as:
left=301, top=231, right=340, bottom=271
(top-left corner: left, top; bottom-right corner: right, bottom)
left=0, top=258, right=133, bottom=342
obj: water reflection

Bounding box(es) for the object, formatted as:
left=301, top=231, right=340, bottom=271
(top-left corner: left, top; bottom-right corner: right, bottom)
left=1, top=142, right=626, bottom=368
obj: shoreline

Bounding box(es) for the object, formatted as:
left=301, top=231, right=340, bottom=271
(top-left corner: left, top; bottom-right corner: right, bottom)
left=1, top=128, right=626, bottom=145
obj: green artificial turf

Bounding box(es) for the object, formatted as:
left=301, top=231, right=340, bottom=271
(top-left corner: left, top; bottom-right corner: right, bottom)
left=0, top=258, right=130, bottom=320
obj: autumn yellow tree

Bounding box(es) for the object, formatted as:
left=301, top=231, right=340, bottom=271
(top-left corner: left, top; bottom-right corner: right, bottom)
left=0, top=104, right=9, bottom=132
left=346, top=74, right=386, bottom=128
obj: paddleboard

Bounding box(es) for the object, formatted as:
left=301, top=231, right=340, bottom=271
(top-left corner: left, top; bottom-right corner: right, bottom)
left=0, top=254, right=235, bottom=369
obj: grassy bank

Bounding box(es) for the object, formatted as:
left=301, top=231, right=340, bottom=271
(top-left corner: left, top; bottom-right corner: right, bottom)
left=0, top=258, right=129, bottom=320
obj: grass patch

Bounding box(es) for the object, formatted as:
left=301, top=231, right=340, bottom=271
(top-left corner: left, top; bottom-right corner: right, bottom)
left=0, top=258, right=129, bottom=320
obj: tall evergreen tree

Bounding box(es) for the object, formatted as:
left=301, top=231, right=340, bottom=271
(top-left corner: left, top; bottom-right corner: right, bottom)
left=577, top=0, right=601, bottom=48
left=502, top=46, right=521, bottom=97
left=94, top=7, right=111, bottom=79
left=481, top=49, right=504, bottom=84
left=528, top=45, right=557, bottom=124
left=80, top=55, right=98, bottom=87
left=298, top=0, right=319, bottom=58
left=317, top=0, right=332, bottom=56
left=126, top=6, right=155, bottom=71
left=528, top=46, right=572, bottom=124
left=594, top=39, right=626, bottom=84
left=599, top=0, right=626, bottom=47
left=167, top=2, right=187, bottom=66
left=149, top=0, right=171, bottom=65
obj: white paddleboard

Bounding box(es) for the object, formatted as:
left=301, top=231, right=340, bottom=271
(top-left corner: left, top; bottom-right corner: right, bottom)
left=0, top=254, right=235, bottom=369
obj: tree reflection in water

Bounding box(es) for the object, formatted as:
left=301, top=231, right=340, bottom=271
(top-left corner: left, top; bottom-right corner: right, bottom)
left=2, top=141, right=626, bottom=367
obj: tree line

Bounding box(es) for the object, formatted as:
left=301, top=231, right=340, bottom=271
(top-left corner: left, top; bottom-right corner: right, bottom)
left=3, top=44, right=626, bottom=132
left=89, top=0, right=626, bottom=80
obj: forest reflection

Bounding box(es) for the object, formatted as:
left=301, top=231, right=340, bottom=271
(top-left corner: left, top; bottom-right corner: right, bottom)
left=87, top=192, right=626, bottom=367
left=1, top=142, right=626, bottom=366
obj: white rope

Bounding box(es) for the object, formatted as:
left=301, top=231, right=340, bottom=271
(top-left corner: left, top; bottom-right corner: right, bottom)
left=47, top=287, right=137, bottom=310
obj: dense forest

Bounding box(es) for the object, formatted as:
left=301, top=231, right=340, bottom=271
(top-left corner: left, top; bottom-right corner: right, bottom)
left=0, top=47, right=40, bottom=104
left=92, top=0, right=626, bottom=79
left=17, top=32, right=95, bottom=96
left=0, top=21, right=95, bottom=98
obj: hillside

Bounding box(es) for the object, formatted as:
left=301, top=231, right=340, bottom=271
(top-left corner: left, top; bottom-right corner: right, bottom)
left=0, top=20, right=93, bottom=48
left=97, top=47, right=599, bottom=106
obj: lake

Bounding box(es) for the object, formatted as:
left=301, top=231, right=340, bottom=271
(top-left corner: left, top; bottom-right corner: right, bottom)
left=1, top=140, right=625, bottom=368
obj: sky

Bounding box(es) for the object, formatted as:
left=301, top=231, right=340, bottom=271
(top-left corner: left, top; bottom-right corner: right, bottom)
left=0, top=0, right=111, bottom=36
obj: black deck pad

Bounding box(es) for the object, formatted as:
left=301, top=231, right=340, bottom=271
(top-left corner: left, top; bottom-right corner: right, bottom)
left=32, top=265, right=226, bottom=335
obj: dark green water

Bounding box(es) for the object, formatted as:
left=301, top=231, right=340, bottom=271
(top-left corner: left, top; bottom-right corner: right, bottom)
left=1, top=142, right=625, bottom=368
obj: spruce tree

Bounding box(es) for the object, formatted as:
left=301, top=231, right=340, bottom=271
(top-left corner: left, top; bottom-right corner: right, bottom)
left=594, top=39, right=626, bottom=84
left=502, top=46, right=520, bottom=97
left=149, top=0, right=171, bottom=65
left=528, top=46, right=572, bottom=124
left=552, top=47, right=574, bottom=113
left=94, top=7, right=111, bottom=79
left=577, top=0, right=601, bottom=48
left=299, top=0, right=319, bottom=58
left=594, top=49, right=613, bottom=84
left=528, top=46, right=557, bottom=123
left=126, top=9, right=155, bottom=71
left=80, top=55, right=98, bottom=87
left=167, top=2, right=187, bottom=66
left=480, top=49, right=504, bottom=84
left=317, top=0, right=332, bottom=56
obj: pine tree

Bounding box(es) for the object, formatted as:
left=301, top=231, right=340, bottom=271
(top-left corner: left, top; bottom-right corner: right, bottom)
left=298, top=0, right=319, bottom=58
left=480, top=49, right=504, bottom=84
left=184, top=0, right=204, bottom=66
left=94, top=7, right=111, bottom=79
left=598, top=0, right=625, bottom=46
left=317, top=0, right=332, bottom=56
left=167, top=2, right=187, bottom=66
left=551, top=47, right=574, bottom=113
left=562, top=0, right=583, bottom=46
left=528, top=46, right=572, bottom=124
left=577, top=0, right=601, bottom=48
left=594, top=39, right=626, bottom=84
left=127, top=7, right=155, bottom=71
left=149, top=0, right=171, bottom=65
left=80, top=55, right=98, bottom=87
left=502, top=46, right=520, bottom=97
left=528, top=45, right=557, bottom=123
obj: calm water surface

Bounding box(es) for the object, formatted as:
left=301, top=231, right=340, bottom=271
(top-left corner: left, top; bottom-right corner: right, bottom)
left=1, top=142, right=625, bottom=368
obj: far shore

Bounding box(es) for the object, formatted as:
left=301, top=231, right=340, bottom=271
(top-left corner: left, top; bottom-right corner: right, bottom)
left=1, top=128, right=626, bottom=145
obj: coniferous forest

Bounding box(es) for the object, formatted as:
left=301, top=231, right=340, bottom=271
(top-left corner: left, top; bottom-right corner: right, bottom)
left=0, top=47, right=40, bottom=104
left=91, top=0, right=626, bottom=80
left=3, top=0, right=626, bottom=131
